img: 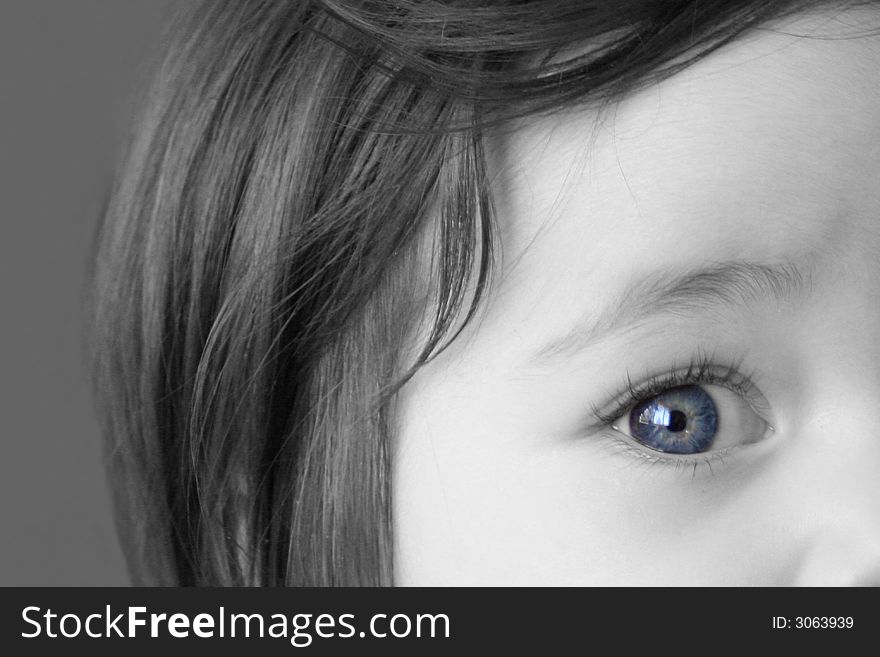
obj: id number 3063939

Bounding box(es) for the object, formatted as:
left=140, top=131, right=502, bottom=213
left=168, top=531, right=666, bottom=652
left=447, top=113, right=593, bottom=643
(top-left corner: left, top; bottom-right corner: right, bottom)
left=772, top=617, right=854, bottom=630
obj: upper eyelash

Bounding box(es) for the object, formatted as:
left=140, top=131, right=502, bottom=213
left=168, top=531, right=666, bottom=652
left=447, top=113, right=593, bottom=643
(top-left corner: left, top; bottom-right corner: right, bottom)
left=587, top=350, right=766, bottom=429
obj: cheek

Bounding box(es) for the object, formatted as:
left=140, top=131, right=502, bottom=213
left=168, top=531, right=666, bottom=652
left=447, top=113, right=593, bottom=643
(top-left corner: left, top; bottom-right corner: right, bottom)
left=392, top=387, right=603, bottom=585
left=391, top=365, right=585, bottom=584
left=390, top=366, right=775, bottom=585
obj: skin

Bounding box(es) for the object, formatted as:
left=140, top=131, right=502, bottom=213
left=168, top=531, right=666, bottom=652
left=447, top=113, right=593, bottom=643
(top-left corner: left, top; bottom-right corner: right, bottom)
left=392, top=9, right=880, bottom=585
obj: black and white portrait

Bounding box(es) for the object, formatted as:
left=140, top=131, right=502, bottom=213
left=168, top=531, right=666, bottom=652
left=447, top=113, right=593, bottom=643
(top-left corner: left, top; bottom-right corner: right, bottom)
left=5, top=0, right=880, bottom=589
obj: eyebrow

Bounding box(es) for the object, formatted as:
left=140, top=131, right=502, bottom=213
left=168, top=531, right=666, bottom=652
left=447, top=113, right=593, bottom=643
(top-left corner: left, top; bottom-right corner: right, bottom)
left=529, top=259, right=815, bottom=364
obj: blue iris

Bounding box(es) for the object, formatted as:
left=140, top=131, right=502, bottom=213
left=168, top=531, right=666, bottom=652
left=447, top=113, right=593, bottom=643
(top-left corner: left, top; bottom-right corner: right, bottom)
left=628, top=385, right=718, bottom=454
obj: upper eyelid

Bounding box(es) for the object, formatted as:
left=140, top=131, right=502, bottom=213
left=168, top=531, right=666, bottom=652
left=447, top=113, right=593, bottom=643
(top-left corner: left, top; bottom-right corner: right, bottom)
left=587, top=356, right=768, bottom=428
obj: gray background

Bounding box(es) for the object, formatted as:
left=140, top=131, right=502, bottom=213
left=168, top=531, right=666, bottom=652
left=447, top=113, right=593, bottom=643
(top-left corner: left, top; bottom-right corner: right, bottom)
left=1, top=0, right=176, bottom=585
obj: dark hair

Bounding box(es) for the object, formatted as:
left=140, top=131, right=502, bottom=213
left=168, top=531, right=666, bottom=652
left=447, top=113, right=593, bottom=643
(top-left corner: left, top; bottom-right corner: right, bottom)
left=90, top=0, right=842, bottom=585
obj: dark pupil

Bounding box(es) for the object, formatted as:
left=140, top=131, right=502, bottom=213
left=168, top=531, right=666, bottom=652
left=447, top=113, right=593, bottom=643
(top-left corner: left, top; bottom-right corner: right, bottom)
left=667, top=409, right=688, bottom=432
left=628, top=385, right=717, bottom=454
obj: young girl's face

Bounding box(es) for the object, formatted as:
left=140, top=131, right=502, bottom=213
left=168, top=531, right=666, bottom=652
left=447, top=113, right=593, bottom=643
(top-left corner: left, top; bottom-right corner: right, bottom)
left=393, top=10, right=880, bottom=585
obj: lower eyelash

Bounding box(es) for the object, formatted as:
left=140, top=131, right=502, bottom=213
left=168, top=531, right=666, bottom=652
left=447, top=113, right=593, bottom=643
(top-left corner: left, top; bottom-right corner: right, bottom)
left=598, top=430, right=738, bottom=478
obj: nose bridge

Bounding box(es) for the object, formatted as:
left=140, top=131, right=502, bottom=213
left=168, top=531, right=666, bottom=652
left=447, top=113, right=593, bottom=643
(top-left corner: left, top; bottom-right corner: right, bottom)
left=791, top=408, right=880, bottom=515
left=793, top=358, right=880, bottom=495
left=783, top=369, right=880, bottom=585
left=799, top=255, right=880, bottom=411
left=753, top=210, right=880, bottom=584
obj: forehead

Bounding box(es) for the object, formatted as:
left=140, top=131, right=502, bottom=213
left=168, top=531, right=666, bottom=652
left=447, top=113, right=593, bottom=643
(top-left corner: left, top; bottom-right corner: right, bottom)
left=470, top=8, right=880, bottom=361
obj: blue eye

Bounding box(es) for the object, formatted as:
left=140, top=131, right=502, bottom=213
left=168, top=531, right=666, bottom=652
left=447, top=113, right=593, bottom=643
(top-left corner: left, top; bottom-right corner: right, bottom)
left=597, top=359, right=772, bottom=462
left=628, top=385, right=718, bottom=454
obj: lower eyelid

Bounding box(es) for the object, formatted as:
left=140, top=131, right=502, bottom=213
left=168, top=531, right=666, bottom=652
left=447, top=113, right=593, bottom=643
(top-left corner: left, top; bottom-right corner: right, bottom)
left=597, top=428, right=747, bottom=473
